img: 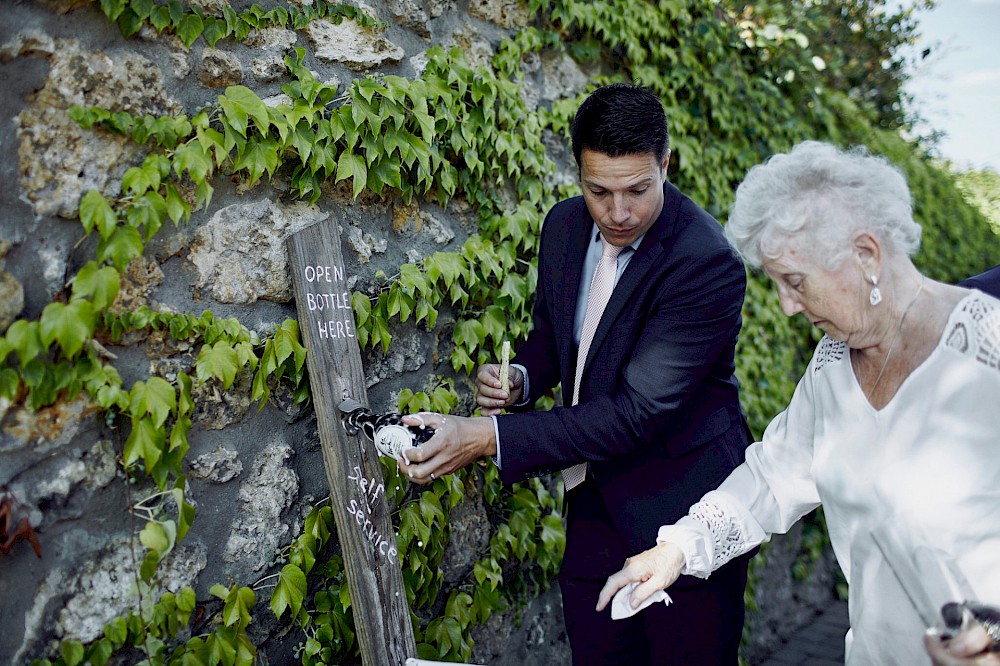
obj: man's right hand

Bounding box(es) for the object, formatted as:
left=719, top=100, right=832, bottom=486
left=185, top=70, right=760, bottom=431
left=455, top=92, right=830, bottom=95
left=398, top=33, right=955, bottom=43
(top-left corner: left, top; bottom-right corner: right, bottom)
left=476, top=364, right=524, bottom=416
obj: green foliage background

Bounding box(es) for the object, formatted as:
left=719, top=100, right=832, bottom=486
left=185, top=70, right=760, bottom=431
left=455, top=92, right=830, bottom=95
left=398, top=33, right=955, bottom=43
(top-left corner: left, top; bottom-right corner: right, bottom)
left=6, top=0, right=995, bottom=664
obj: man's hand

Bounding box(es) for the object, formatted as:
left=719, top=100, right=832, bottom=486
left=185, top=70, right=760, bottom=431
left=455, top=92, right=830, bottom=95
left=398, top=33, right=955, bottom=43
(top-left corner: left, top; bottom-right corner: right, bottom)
left=925, top=625, right=1000, bottom=666
left=476, top=364, right=524, bottom=416
left=596, top=542, right=685, bottom=613
left=397, top=412, right=497, bottom=485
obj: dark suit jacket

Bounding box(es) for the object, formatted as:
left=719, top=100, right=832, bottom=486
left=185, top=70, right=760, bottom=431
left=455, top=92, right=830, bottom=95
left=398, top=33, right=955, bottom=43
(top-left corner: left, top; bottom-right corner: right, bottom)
left=959, top=265, right=1000, bottom=299
left=497, top=181, right=751, bottom=556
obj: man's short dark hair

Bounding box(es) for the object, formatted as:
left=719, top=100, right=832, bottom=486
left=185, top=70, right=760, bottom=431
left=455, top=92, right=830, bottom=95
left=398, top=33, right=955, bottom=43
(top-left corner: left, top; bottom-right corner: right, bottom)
left=570, top=83, right=669, bottom=167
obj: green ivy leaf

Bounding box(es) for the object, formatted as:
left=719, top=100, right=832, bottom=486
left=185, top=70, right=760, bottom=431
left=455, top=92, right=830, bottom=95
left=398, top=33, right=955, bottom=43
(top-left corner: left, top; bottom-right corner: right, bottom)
left=170, top=481, right=196, bottom=542
left=270, top=564, right=306, bottom=620
left=164, top=183, right=191, bottom=225
left=140, top=519, right=177, bottom=555
left=414, top=298, right=438, bottom=328
left=317, top=509, right=340, bottom=550
left=351, top=291, right=372, bottom=330
left=125, top=194, right=166, bottom=243
left=71, top=262, right=120, bottom=310
left=177, top=586, right=197, bottom=614
left=170, top=414, right=191, bottom=456
left=131, top=0, right=153, bottom=19
left=452, top=318, right=485, bottom=352
left=287, top=122, right=315, bottom=164
left=122, top=165, right=152, bottom=196
left=130, top=376, right=177, bottom=429
left=220, top=86, right=270, bottom=138
left=176, top=13, right=205, bottom=48
left=196, top=178, right=214, bottom=209
left=150, top=5, right=171, bottom=30
left=479, top=306, right=506, bottom=346
left=97, top=225, right=144, bottom=271
left=445, top=591, right=474, bottom=630
left=424, top=252, right=466, bottom=287
left=196, top=339, right=237, bottom=388
left=206, top=628, right=238, bottom=666
left=419, top=490, right=445, bottom=526
left=367, top=155, right=402, bottom=195
left=86, top=638, right=113, bottom=666
left=60, top=639, right=85, bottom=666
left=104, top=617, right=128, bottom=647
left=100, top=0, right=126, bottom=21
left=451, top=346, right=474, bottom=375
left=40, top=300, right=97, bottom=359
left=202, top=16, right=229, bottom=47
left=223, top=585, right=256, bottom=629
left=270, top=327, right=299, bottom=370
left=336, top=151, right=368, bottom=200
left=79, top=190, right=118, bottom=240
left=233, top=136, right=279, bottom=185
left=398, top=503, right=431, bottom=551
left=0, top=368, right=18, bottom=400
left=540, top=513, right=565, bottom=560
left=289, top=533, right=317, bottom=574
left=498, top=272, right=527, bottom=310
left=123, top=416, right=165, bottom=470
left=235, top=631, right=257, bottom=666
left=173, top=142, right=214, bottom=182
left=210, top=583, right=232, bottom=601
left=372, top=307, right=392, bottom=353
left=116, top=7, right=143, bottom=38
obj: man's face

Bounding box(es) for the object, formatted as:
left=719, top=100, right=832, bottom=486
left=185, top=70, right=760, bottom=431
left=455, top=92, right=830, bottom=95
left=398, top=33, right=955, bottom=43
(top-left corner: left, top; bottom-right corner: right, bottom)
left=580, top=149, right=669, bottom=247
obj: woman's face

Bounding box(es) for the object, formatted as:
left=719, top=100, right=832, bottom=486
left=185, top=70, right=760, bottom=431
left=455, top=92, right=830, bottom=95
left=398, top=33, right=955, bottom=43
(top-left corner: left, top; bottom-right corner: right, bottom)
left=761, top=237, right=877, bottom=347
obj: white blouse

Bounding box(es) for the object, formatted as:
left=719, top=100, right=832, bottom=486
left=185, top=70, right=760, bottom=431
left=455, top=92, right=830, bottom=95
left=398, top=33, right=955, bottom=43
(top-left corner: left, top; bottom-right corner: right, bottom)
left=658, top=291, right=1000, bottom=665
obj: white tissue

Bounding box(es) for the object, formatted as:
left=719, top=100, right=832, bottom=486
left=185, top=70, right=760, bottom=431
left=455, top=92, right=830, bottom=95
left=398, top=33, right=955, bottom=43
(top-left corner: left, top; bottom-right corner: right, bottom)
left=610, top=582, right=672, bottom=620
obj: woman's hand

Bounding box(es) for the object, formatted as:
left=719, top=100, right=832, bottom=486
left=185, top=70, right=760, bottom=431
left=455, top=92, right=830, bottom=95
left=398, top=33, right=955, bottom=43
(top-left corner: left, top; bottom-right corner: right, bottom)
left=925, top=625, right=1000, bottom=666
left=596, top=542, right=686, bottom=613
left=397, top=412, right=496, bottom=484
left=475, top=364, right=524, bottom=416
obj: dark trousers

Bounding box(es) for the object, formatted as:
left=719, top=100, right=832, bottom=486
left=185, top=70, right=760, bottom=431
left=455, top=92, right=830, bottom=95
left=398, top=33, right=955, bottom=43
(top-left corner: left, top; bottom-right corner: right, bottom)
left=558, top=477, right=749, bottom=665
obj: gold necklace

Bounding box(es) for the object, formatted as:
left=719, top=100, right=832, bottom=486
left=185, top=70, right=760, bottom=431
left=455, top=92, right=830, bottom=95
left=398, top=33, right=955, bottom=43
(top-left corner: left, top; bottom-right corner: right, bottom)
left=863, top=276, right=925, bottom=402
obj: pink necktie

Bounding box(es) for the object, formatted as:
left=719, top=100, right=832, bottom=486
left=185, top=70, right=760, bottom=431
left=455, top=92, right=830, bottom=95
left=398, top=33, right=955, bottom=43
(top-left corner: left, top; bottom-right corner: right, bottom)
left=563, top=236, right=622, bottom=491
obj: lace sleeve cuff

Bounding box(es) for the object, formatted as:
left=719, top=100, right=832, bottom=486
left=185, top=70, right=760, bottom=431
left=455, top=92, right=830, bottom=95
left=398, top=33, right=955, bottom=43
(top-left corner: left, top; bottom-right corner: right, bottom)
left=658, top=492, right=766, bottom=577
left=656, top=521, right=714, bottom=579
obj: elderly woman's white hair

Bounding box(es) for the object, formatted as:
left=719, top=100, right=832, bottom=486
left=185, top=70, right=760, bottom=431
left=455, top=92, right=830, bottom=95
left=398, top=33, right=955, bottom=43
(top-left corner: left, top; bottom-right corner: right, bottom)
left=725, top=141, right=922, bottom=269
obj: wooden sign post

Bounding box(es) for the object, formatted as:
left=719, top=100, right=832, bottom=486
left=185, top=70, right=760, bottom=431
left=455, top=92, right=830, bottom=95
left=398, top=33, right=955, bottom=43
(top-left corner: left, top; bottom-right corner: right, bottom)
left=287, top=220, right=417, bottom=665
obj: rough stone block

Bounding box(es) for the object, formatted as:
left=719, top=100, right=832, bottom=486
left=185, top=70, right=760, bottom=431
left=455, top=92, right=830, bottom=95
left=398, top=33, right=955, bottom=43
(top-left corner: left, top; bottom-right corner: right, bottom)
left=305, top=19, right=404, bottom=70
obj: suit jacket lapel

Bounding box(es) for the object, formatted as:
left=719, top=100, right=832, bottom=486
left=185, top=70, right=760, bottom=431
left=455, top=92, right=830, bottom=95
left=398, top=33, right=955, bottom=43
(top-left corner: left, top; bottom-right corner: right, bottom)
left=557, top=208, right=593, bottom=393
left=582, top=182, right=679, bottom=374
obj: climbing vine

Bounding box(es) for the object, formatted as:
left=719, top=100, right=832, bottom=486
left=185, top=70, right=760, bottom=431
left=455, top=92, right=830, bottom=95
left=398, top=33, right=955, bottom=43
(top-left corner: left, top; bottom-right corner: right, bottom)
left=98, top=0, right=385, bottom=47
left=8, top=0, right=995, bottom=664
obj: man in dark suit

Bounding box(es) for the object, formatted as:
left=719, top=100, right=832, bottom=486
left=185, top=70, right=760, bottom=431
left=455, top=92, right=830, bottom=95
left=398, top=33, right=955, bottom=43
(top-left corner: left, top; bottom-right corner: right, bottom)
left=399, top=83, right=753, bottom=664
left=959, top=264, right=1000, bottom=298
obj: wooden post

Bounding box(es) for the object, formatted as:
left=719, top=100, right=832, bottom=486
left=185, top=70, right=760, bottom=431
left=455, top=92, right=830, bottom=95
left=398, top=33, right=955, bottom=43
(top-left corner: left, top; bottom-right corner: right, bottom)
left=287, top=220, right=417, bottom=665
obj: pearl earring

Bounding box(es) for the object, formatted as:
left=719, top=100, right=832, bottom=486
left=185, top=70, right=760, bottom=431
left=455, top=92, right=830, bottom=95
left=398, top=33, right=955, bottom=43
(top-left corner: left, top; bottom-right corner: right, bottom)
left=869, top=275, right=882, bottom=306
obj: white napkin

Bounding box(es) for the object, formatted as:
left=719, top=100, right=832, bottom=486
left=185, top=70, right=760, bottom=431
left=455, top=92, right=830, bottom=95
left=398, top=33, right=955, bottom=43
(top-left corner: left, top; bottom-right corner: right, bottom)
left=610, top=582, right=673, bottom=620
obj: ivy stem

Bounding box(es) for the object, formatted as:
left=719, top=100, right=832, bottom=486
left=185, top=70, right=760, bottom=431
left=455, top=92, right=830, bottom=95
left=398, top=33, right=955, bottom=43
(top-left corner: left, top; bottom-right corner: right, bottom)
left=131, top=489, right=173, bottom=510
left=251, top=572, right=281, bottom=590
left=118, top=430, right=157, bottom=662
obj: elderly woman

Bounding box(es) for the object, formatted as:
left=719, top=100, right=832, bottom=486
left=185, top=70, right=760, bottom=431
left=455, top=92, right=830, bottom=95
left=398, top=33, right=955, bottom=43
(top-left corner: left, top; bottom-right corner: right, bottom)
left=596, top=141, right=1000, bottom=665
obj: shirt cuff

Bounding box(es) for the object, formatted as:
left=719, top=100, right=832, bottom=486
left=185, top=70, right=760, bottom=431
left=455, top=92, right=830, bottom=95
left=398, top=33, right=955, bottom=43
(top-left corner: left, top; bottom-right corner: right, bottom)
left=656, top=519, right=714, bottom=579
left=490, top=415, right=502, bottom=469
left=511, top=364, right=530, bottom=407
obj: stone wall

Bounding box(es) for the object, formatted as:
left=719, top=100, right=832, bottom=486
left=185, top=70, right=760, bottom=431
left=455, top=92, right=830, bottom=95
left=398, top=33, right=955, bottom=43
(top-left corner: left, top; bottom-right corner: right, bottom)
left=0, top=1, right=836, bottom=664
